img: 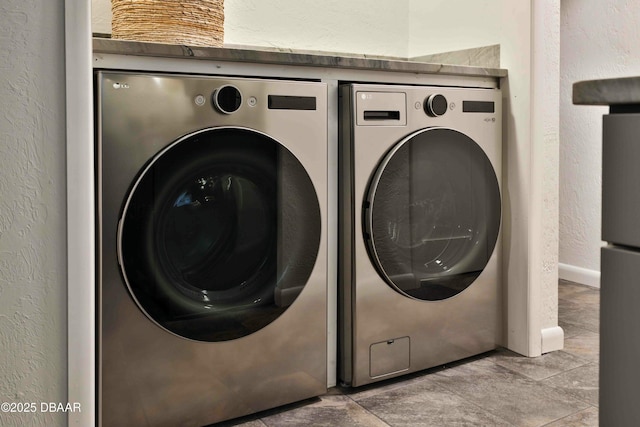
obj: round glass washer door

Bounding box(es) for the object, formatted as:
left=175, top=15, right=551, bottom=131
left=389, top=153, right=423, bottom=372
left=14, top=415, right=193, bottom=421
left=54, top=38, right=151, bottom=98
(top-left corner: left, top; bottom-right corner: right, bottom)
left=365, top=127, right=501, bottom=301
left=118, top=127, right=321, bottom=342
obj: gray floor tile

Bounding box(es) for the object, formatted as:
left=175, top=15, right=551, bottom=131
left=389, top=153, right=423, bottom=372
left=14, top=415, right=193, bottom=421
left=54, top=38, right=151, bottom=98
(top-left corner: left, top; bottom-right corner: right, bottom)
left=562, top=332, right=599, bottom=363
left=430, top=358, right=590, bottom=427
left=542, top=363, right=599, bottom=407
left=259, top=395, right=390, bottom=427
left=564, top=288, right=600, bottom=308
left=543, top=407, right=598, bottom=427
left=558, top=280, right=596, bottom=300
left=356, top=377, right=512, bottom=427
left=488, top=347, right=588, bottom=380
left=558, top=298, right=600, bottom=333
left=344, top=370, right=445, bottom=402
left=559, top=319, right=593, bottom=339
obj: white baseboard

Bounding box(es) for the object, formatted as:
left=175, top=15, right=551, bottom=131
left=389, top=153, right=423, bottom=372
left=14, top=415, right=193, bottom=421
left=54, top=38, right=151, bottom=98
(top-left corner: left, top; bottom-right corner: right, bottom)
left=541, top=326, right=565, bottom=353
left=558, top=263, right=600, bottom=288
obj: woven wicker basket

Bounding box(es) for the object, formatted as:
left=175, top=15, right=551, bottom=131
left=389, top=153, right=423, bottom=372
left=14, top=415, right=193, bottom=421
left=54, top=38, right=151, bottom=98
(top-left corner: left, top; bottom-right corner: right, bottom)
left=111, top=0, right=224, bottom=47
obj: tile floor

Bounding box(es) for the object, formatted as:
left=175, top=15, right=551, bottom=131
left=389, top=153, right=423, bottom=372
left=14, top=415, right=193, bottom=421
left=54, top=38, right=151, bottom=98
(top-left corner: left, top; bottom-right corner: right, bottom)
left=216, top=280, right=599, bottom=426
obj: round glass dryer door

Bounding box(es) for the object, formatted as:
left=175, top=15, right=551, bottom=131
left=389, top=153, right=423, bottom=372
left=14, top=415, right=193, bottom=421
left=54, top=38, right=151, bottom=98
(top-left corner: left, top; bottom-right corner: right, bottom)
left=118, top=127, right=321, bottom=342
left=365, top=127, right=500, bottom=301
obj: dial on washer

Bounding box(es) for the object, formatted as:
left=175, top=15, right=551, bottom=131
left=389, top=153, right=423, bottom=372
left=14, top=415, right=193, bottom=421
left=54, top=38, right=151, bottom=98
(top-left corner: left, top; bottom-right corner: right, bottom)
left=424, top=94, right=448, bottom=117
left=213, top=85, right=242, bottom=114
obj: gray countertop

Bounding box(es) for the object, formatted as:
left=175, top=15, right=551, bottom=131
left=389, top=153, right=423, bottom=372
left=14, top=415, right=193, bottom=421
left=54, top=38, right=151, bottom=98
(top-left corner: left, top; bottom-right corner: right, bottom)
left=93, top=38, right=508, bottom=79
left=573, top=76, right=640, bottom=105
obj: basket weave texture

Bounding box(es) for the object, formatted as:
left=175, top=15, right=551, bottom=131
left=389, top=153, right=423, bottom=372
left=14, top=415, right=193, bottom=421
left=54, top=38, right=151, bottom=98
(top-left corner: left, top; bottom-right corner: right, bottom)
left=111, top=0, right=224, bottom=47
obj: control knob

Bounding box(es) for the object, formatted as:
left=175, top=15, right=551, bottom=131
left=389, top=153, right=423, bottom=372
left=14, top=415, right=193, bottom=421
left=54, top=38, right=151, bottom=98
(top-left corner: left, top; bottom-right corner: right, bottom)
left=212, top=85, right=242, bottom=114
left=424, top=94, right=448, bottom=117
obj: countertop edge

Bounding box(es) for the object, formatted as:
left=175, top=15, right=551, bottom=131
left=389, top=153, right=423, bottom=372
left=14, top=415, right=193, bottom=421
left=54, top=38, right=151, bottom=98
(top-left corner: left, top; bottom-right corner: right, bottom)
left=93, top=38, right=508, bottom=79
left=573, top=77, right=640, bottom=106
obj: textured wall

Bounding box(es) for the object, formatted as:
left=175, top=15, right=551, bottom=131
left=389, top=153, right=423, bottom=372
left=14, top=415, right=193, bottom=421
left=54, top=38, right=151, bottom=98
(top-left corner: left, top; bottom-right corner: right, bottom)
left=92, top=0, right=112, bottom=35
left=224, top=0, right=409, bottom=56
left=93, top=0, right=503, bottom=59
left=560, top=0, right=640, bottom=275
left=407, top=0, right=502, bottom=58
left=92, top=0, right=411, bottom=57
left=0, top=0, right=67, bottom=426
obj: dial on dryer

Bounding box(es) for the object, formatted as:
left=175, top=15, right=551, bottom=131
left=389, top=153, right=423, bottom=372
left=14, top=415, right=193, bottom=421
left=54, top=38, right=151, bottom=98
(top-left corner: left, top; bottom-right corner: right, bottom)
left=424, top=94, right=448, bottom=117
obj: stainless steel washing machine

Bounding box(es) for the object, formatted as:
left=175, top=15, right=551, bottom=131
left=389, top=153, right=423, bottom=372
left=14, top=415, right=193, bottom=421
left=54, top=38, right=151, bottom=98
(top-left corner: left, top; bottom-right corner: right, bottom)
left=96, top=71, right=328, bottom=426
left=339, top=83, right=502, bottom=387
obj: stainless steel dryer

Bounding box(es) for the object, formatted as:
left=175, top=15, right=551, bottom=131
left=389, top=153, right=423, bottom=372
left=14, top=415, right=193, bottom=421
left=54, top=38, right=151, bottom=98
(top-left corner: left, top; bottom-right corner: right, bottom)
left=339, top=83, right=502, bottom=387
left=96, top=71, right=328, bottom=426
